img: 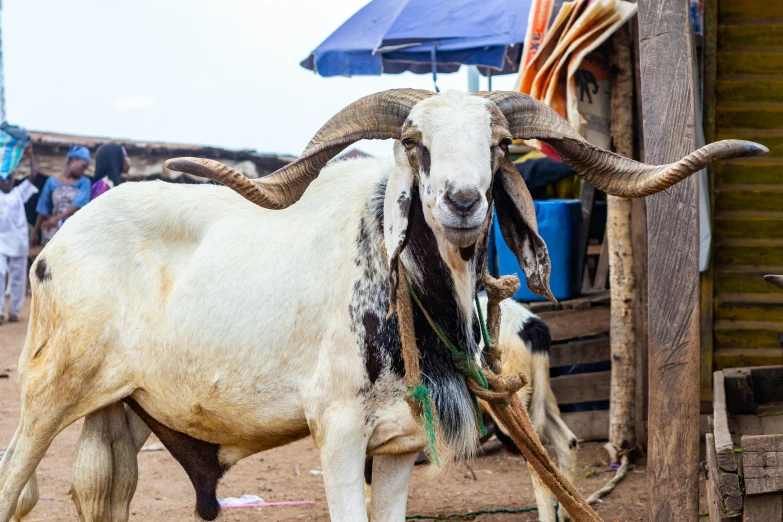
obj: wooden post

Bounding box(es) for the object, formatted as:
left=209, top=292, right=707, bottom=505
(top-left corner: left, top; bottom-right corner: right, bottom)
left=607, top=24, right=637, bottom=458
left=631, top=16, right=649, bottom=454
left=700, top=0, right=718, bottom=403
left=637, top=0, right=701, bottom=520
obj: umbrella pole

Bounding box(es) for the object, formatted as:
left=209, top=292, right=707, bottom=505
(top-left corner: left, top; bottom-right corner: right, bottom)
left=468, top=66, right=480, bottom=93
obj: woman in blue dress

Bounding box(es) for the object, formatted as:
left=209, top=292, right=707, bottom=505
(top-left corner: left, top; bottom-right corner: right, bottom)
left=32, top=145, right=92, bottom=245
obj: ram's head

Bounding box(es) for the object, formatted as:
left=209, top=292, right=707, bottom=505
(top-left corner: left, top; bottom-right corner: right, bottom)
left=167, top=89, right=767, bottom=302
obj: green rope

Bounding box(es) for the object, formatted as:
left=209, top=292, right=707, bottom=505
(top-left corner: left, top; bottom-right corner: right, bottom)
left=474, top=294, right=492, bottom=351
left=407, top=283, right=489, bottom=438
left=407, top=283, right=488, bottom=390
left=406, top=506, right=538, bottom=520
left=407, top=384, right=441, bottom=467
left=470, top=393, right=487, bottom=437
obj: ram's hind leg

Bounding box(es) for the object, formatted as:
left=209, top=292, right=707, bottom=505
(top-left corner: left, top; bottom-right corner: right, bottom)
left=0, top=406, right=66, bottom=522
left=71, top=402, right=144, bottom=522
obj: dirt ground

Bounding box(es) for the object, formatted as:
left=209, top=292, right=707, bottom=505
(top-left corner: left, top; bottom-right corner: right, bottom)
left=1, top=297, right=706, bottom=521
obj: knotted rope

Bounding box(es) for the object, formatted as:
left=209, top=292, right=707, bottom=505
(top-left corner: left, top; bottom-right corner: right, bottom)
left=393, top=259, right=602, bottom=522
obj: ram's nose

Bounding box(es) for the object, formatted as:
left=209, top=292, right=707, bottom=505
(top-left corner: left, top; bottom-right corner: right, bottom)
left=444, top=188, right=481, bottom=217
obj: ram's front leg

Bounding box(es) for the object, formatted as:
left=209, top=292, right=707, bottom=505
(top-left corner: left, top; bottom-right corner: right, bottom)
left=314, top=405, right=372, bottom=521
left=369, top=453, right=417, bottom=522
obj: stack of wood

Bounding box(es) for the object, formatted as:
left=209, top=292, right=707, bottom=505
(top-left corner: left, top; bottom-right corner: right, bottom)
left=529, top=294, right=611, bottom=441
left=706, top=366, right=783, bottom=521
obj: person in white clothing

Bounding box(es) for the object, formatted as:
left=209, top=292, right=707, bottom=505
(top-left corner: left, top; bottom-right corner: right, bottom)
left=0, top=143, right=38, bottom=324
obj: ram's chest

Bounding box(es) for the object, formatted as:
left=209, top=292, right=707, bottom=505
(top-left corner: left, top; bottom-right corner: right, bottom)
left=349, top=206, right=406, bottom=385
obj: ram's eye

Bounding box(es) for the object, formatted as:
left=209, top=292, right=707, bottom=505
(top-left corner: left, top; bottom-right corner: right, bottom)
left=402, top=138, right=417, bottom=150
left=500, top=138, right=513, bottom=152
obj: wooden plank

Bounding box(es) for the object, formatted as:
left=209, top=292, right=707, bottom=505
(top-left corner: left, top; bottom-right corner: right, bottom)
left=716, top=268, right=783, bottom=294
left=714, top=187, right=783, bottom=213
left=716, top=159, right=783, bottom=185
left=549, top=337, right=610, bottom=368
left=723, top=368, right=756, bottom=414
left=632, top=197, right=649, bottom=450
left=717, top=105, right=783, bottom=130
left=714, top=243, right=783, bottom=267
left=718, top=79, right=783, bottom=104
left=715, top=349, right=783, bottom=370
left=750, top=366, right=783, bottom=403
left=714, top=321, right=783, bottom=350
left=714, top=300, right=783, bottom=324
left=714, top=372, right=739, bottom=472
left=706, top=433, right=742, bottom=522
left=719, top=25, right=783, bottom=49
left=718, top=53, right=783, bottom=76
left=587, top=244, right=602, bottom=256
left=591, top=233, right=609, bottom=290
left=526, top=300, right=561, bottom=313
left=703, top=0, right=717, bottom=405
left=550, top=371, right=611, bottom=405
left=537, top=306, right=610, bottom=342
left=638, top=0, right=701, bottom=516
left=714, top=215, right=783, bottom=240
left=560, top=409, right=608, bottom=442
left=729, top=415, right=783, bottom=439
left=742, top=435, right=783, bottom=496
left=576, top=181, right=596, bottom=294
left=757, top=402, right=783, bottom=415
left=713, top=371, right=745, bottom=514
left=743, top=493, right=783, bottom=522
left=704, top=265, right=717, bottom=402
left=719, top=0, right=783, bottom=21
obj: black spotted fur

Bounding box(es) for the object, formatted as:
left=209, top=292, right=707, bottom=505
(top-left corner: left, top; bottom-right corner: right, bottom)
left=352, top=179, right=489, bottom=459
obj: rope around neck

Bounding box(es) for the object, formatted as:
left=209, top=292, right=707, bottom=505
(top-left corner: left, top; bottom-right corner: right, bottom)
left=392, top=259, right=603, bottom=522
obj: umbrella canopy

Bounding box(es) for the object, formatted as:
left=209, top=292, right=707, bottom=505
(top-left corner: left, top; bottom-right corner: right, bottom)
left=300, top=0, right=530, bottom=77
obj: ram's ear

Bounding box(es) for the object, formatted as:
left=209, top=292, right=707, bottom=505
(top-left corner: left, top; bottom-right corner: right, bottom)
left=493, top=159, right=555, bottom=302
left=384, top=163, right=416, bottom=318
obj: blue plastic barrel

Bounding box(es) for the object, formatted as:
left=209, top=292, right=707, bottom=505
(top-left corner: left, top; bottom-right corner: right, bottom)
left=493, top=199, right=582, bottom=302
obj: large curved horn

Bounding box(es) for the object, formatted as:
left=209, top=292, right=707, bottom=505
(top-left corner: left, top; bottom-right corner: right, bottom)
left=765, top=275, right=783, bottom=290
left=166, top=89, right=434, bottom=209
left=474, top=91, right=768, bottom=198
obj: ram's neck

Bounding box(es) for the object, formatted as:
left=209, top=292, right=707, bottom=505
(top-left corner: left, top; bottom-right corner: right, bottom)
left=401, top=196, right=491, bottom=350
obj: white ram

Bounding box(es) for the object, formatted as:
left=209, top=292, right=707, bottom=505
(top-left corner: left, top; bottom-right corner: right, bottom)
left=0, top=89, right=766, bottom=522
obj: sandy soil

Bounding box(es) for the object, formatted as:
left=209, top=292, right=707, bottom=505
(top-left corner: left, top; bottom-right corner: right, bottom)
left=2, top=296, right=700, bottom=521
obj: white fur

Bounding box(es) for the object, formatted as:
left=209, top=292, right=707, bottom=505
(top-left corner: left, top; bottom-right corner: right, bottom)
left=478, top=296, right=578, bottom=522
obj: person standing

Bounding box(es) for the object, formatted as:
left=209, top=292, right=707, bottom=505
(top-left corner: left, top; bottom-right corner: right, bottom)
left=32, top=145, right=91, bottom=245
left=91, top=142, right=130, bottom=199
left=0, top=143, right=38, bottom=324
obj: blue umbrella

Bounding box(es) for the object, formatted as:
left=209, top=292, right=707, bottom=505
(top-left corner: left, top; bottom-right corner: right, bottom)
left=300, top=0, right=530, bottom=80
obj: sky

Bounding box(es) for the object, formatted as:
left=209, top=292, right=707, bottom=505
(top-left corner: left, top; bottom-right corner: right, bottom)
left=4, top=0, right=518, bottom=158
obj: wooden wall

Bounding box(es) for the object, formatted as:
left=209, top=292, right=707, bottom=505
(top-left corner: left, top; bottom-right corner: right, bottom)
left=708, top=0, right=783, bottom=371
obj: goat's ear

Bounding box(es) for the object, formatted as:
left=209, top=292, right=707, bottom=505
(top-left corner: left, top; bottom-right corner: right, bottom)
left=493, top=159, right=555, bottom=302
left=384, top=163, right=416, bottom=317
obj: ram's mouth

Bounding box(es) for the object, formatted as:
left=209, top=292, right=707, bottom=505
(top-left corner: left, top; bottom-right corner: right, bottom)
left=442, top=224, right=482, bottom=248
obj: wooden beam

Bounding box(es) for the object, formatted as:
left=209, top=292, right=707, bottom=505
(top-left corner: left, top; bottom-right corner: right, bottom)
left=742, top=434, right=783, bottom=496
left=713, top=371, right=744, bottom=515
left=630, top=17, right=650, bottom=453
left=637, top=0, right=702, bottom=520
left=549, top=337, right=611, bottom=368
left=550, top=371, right=612, bottom=404
left=576, top=181, right=596, bottom=293
left=537, top=306, right=610, bottom=342
left=701, top=0, right=717, bottom=404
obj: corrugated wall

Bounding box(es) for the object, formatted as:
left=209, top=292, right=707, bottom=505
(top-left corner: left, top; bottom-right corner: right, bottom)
left=712, top=0, right=783, bottom=369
